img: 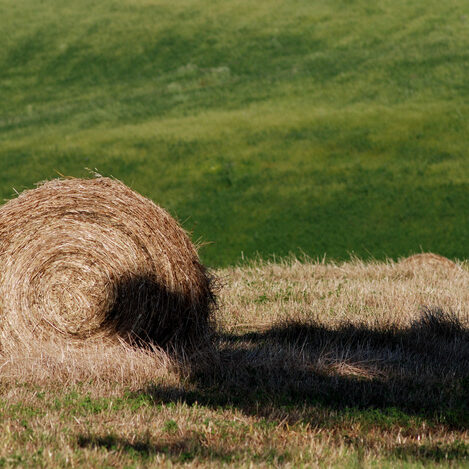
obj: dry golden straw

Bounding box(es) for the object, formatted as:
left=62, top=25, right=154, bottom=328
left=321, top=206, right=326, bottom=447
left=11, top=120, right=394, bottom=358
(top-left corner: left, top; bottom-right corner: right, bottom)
left=398, top=252, right=462, bottom=272
left=0, top=177, right=214, bottom=347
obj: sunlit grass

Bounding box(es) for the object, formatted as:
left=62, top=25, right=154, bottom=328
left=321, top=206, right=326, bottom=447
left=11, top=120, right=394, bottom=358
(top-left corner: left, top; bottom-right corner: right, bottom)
left=0, top=258, right=468, bottom=467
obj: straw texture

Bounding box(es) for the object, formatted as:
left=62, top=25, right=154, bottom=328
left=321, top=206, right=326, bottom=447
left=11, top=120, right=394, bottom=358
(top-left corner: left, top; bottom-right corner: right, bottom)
left=399, top=253, right=461, bottom=272
left=0, top=178, right=214, bottom=346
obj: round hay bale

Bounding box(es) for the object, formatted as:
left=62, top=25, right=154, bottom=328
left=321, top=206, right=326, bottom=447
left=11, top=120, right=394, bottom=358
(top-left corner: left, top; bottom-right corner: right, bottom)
left=0, top=177, right=215, bottom=347
left=398, top=253, right=461, bottom=272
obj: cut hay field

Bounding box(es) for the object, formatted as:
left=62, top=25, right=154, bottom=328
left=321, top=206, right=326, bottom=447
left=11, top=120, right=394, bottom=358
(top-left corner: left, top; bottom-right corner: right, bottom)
left=0, top=259, right=468, bottom=467
left=1, top=0, right=469, bottom=266
left=1, top=1, right=468, bottom=465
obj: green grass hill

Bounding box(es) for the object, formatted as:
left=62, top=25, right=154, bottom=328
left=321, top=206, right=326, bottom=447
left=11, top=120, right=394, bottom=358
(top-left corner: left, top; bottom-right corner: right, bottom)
left=1, top=0, right=468, bottom=266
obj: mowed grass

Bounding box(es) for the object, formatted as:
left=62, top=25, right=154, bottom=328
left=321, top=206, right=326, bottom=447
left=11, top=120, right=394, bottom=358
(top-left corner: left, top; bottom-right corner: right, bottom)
left=1, top=0, right=468, bottom=266
left=0, top=259, right=468, bottom=467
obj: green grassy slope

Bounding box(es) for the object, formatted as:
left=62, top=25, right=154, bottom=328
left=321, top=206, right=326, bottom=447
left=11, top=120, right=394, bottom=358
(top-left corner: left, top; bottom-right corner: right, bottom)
left=1, top=0, right=468, bottom=266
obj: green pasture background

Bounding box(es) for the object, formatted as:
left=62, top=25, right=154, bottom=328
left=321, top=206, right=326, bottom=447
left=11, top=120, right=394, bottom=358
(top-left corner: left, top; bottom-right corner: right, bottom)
left=1, top=0, right=468, bottom=266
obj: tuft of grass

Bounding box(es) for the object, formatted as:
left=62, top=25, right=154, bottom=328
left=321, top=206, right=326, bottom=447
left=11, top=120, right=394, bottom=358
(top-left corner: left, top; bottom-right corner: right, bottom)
left=412, top=306, right=465, bottom=338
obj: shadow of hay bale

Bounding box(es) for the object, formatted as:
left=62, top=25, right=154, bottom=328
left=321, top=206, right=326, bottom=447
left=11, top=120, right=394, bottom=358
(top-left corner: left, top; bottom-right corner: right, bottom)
left=107, top=273, right=216, bottom=347
left=140, top=308, right=469, bottom=425
left=0, top=177, right=216, bottom=349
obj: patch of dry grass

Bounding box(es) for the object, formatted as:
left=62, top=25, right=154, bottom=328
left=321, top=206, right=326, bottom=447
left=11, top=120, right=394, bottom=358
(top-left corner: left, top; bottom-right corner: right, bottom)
left=0, top=258, right=467, bottom=467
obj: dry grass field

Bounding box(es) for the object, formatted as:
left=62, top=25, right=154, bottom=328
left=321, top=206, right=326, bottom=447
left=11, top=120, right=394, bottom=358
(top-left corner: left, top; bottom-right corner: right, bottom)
left=0, top=257, right=468, bottom=467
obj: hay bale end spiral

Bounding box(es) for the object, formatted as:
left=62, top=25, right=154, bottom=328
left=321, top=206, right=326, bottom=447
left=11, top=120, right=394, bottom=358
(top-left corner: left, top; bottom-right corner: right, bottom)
left=0, top=177, right=215, bottom=347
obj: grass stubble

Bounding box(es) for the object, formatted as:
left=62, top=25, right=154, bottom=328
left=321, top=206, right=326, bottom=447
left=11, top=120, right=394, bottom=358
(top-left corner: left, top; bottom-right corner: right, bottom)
left=0, top=257, right=467, bottom=467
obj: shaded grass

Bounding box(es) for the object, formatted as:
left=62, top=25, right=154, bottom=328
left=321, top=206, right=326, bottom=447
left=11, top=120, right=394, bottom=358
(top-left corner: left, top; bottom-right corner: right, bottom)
left=142, top=308, right=469, bottom=428
left=1, top=0, right=469, bottom=266
left=392, top=441, right=469, bottom=463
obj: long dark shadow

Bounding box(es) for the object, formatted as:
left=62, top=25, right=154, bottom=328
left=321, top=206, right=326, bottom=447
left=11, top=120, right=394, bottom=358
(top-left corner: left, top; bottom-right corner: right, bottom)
left=138, top=307, right=469, bottom=427
left=77, top=434, right=235, bottom=463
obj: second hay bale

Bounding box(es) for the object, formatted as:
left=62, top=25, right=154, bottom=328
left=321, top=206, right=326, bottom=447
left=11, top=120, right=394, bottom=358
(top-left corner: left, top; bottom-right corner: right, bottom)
left=0, top=177, right=215, bottom=346
left=398, top=253, right=461, bottom=272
